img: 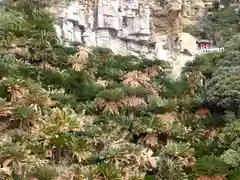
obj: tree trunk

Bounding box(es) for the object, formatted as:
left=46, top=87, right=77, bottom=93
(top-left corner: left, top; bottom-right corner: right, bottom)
left=54, top=148, right=62, bottom=164
left=234, top=105, right=240, bottom=117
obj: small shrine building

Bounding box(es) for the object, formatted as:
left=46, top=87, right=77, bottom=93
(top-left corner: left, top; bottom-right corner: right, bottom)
left=196, top=39, right=213, bottom=49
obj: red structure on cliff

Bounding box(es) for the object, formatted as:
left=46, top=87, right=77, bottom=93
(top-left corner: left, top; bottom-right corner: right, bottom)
left=196, top=39, right=213, bottom=49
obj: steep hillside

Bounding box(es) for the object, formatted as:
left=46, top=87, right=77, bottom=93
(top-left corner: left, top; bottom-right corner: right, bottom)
left=1, top=0, right=240, bottom=179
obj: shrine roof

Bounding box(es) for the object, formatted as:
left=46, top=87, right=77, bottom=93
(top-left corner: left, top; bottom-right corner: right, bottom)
left=196, top=39, right=212, bottom=43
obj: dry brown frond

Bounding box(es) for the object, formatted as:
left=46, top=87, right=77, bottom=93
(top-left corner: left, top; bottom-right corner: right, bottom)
left=44, top=98, right=58, bottom=107
left=39, top=62, right=54, bottom=70
left=142, top=133, right=158, bottom=147
left=8, top=45, right=30, bottom=59
left=100, top=54, right=112, bottom=63
left=70, top=47, right=92, bottom=71
left=155, top=112, right=177, bottom=124
left=144, top=67, right=163, bottom=77
left=195, top=108, right=210, bottom=118
left=176, top=155, right=196, bottom=168
left=0, top=101, right=11, bottom=117
left=121, top=96, right=146, bottom=108
left=205, top=128, right=219, bottom=140
left=71, top=61, right=86, bottom=71
left=7, top=85, right=27, bottom=106
left=187, top=71, right=204, bottom=96
left=197, top=176, right=225, bottom=180
left=122, top=71, right=151, bottom=87
left=96, top=98, right=123, bottom=115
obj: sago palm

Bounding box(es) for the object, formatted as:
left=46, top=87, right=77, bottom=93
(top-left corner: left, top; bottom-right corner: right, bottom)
left=156, top=154, right=188, bottom=180
left=122, top=71, right=151, bottom=87
left=95, top=89, right=124, bottom=115
left=11, top=107, right=36, bottom=130
left=0, top=98, right=11, bottom=117
left=195, top=155, right=228, bottom=179
left=33, top=107, right=90, bottom=164
left=131, top=116, right=167, bottom=147
left=0, top=77, right=27, bottom=106
left=27, top=165, right=58, bottom=180
left=0, top=141, right=31, bottom=175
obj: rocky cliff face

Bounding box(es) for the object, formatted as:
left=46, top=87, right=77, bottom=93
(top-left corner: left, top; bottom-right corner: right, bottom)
left=51, top=0, right=217, bottom=76
left=53, top=0, right=156, bottom=59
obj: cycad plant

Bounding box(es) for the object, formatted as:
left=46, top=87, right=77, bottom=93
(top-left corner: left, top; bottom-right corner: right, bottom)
left=228, top=167, right=240, bottom=180
left=195, top=155, right=228, bottom=179
left=11, top=107, right=36, bottom=129
left=1, top=0, right=240, bottom=178
left=35, top=107, right=89, bottom=164
left=96, top=163, right=122, bottom=180
left=96, top=89, right=124, bottom=115
left=156, top=154, right=188, bottom=180
left=27, top=165, right=58, bottom=180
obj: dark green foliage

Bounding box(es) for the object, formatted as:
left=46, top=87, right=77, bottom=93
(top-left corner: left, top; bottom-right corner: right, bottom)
left=122, top=86, right=150, bottom=97
left=220, top=0, right=237, bottom=7
left=156, top=155, right=188, bottom=180
left=1, top=0, right=240, bottom=179
left=193, top=140, right=220, bottom=157
left=182, top=24, right=206, bottom=39
left=0, top=0, right=74, bottom=67
left=215, top=51, right=240, bottom=67
left=185, top=6, right=240, bottom=46
left=228, top=167, right=240, bottom=180
left=225, top=34, right=240, bottom=51
left=203, top=7, right=239, bottom=44
left=148, top=98, right=177, bottom=114
left=182, top=52, right=225, bottom=78
left=195, top=155, right=228, bottom=176
left=205, top=52, right=240, bottom=110
left=27, top=165, right=58, bottom=180
left=97, top=164, right=122, bottom=179
left=160, top=77, right=189, bottom=98
left=0, top=10, right=26, bottom=42
left=97, top=89, right=124, bottom=101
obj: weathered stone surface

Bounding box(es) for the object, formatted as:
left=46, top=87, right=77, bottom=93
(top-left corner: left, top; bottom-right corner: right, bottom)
left=52, top=0, right=217, bottom=76
left=54, top=0, right=159, bottom=60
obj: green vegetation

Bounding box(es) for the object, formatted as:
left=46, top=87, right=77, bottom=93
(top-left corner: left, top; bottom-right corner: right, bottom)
left=183, top=5, right=240, bottom=45
left=0, top=0, right=240, bottom=179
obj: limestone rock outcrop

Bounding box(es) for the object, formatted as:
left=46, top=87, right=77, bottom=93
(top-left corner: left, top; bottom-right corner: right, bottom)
left=51, top=0, right=217, bottom=76
left=53, top=0, right=156, bottom=59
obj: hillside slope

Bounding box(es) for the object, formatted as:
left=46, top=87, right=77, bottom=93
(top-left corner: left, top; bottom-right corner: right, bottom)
left=1, top=0, right=240, bottom=179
